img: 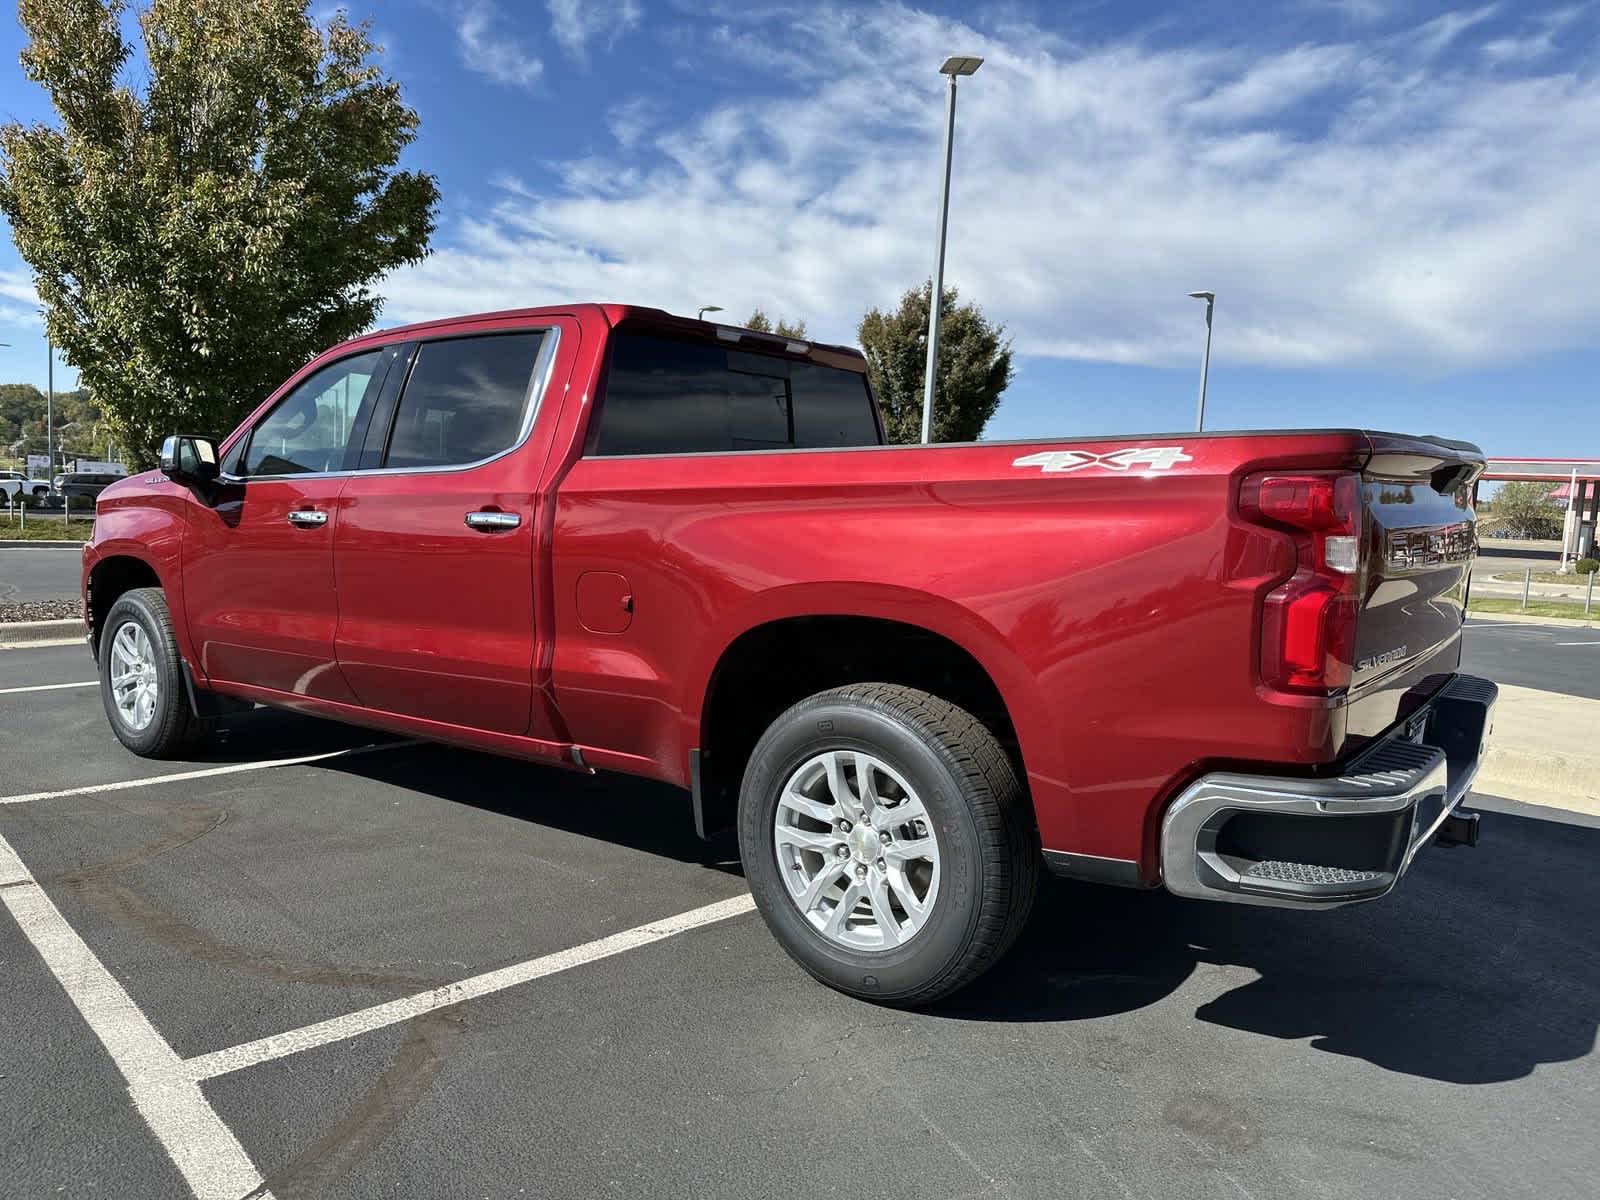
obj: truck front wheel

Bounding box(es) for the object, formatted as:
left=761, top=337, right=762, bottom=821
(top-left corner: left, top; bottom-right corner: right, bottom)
left=738, top=684, right=1039, bottom=1005
left=98, top=587, right=203, bottom=759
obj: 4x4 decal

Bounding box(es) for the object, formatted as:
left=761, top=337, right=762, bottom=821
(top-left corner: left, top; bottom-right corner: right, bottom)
left=1012, top=446, right=1193, bottom=474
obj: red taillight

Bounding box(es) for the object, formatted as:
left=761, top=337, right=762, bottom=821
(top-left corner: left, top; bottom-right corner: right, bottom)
left=1240, top=471, right=1363, bottom=694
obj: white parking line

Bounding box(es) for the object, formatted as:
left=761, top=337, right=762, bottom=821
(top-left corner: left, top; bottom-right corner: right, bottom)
left=183, top=893, right=758, bottom=1082
left=1553, top=641, right=1600, bottom=647
left=0, top=679, right=97, bottom=695
left=0, top=740, right=417, bottom=806
left=0, top=831, right=275, bottom=1200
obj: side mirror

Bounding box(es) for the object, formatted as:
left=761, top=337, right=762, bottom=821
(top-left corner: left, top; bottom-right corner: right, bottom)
left=159, top=434, right=221, bottom=487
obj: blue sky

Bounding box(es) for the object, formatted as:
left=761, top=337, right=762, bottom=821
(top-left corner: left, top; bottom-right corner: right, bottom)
left=2, top=0, right=1598, bottom=455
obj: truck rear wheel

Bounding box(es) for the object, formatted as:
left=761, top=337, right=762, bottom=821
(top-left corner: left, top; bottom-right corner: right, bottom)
left=738, top=684, right=1038, bottom=1005
left=98, top=587, right=203, bottom=759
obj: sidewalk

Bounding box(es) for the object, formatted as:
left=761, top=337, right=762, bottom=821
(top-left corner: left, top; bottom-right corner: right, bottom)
left=1477, top=684, right=1600, bottom=817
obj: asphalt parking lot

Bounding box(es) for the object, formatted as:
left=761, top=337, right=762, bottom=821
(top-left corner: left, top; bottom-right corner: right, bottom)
left=0, top=547, right=83, bottom=605
left=1463, top=617, right=1600, bottom=701
left=2, top=638, right=1597, bottom=1200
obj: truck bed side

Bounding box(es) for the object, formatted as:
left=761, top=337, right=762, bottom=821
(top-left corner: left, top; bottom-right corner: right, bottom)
left=548, top=428, right=1385, bottom=872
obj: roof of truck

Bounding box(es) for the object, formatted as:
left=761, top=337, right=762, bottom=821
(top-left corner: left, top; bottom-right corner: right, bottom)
left=360, top=303, right=867, bottom=365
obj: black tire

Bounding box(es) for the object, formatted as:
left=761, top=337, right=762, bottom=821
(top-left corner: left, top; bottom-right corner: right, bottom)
left=738, top=684, right=1039, bottom=1005
left=98, top=587, right=203, bottom=758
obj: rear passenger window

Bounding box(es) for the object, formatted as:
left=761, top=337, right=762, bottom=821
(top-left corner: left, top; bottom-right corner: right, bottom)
left=591, top=332, right=879, bottom=456
left=384, top=333, right=545, bottom=469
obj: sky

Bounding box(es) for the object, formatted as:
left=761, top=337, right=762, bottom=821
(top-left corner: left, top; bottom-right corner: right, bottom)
left=1, top=0, right=1597, bottom=455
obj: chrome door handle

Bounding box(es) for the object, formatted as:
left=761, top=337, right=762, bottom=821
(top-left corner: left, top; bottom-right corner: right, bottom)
left=286, top=509, right=328, bottom=527
left=465, top=511, right=520, bottom=531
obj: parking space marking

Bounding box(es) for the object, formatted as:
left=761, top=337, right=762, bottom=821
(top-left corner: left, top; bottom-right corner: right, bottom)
left=183, top=893, right=758, bottom=1081
left=0, top=679, right=97, bottom=695
left=0, top=739, right=418, bottom=806
left=0, top=831, right=275, bottom=1200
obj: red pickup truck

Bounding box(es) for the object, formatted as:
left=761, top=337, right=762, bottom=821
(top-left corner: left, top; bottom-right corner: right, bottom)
left=82, top=303, right=1495, bottom=1004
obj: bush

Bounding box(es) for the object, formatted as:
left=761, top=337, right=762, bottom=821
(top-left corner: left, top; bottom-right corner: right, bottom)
left=1577, top=558, right=1599, bottom=575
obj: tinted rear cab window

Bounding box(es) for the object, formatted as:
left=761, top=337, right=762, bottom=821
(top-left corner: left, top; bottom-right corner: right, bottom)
left=591, top=332, right=879, bottom=456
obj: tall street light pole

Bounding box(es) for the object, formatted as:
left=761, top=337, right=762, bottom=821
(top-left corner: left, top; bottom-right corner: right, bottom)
left=47, top=335, right=54, bottom=474
left=1187, top=290, right=1214, bottom=432
left=921, top=54, right=983, bottom=445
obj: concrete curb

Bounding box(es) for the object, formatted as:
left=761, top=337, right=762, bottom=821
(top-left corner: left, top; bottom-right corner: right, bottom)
left=1474, top=684, right=1600, bottom=818
left=1466, top=609, right=1597, bottom=629
left=0, top=540, right=86, bottom=549
left=0, top=618, right=86, bottom=649
left=1477, top=753, right=1600, bottom=818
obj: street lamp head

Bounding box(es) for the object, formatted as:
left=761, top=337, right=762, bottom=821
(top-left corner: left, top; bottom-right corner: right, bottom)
left=696, top=305, right=724, bottom=321
left=1187, top=290, right=1214, bottom=303
left=940, top=55, right=984, bottom=76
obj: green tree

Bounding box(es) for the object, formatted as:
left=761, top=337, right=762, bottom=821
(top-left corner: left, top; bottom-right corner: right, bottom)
left=1489, top=481, right=1563, bottom=540
left=0, top=0, right=438, bottom=466
left=857, top=281, right=1011, bottom=444
left=0, top=383, right=100, bottom=466
left=745, top=307, right=808, bottom=339
left=0, top=383, right=46, bottom=445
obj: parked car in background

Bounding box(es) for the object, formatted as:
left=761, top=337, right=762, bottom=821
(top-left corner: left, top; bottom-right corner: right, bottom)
left=53, top=472, right=124, bottom=505
left=80, top=302, right=1496, bottom=1005
left=0, top=471, right=53, bottom=504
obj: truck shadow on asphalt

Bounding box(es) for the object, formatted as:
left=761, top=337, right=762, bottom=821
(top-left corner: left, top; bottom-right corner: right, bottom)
left=321, top=741, right=747, bottom=875
left=941, top=807, right=1599, bottom=1086
left=319, top=740, right=1595, bottom=1087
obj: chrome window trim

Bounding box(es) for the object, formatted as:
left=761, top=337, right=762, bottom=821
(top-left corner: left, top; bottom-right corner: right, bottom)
left=221, top=325, right=561, bottom=484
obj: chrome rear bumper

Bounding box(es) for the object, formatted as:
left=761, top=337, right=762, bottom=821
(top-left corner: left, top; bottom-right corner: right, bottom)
left=1161, top=674, right=1496, bottom=908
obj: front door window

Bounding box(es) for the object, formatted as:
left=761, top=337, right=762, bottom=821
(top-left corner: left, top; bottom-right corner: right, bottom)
left=241, top=351, right=383, bottom=477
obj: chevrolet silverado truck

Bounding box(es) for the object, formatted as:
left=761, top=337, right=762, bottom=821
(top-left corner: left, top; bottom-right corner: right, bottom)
left=81, top=303, right=1494, bottom=1004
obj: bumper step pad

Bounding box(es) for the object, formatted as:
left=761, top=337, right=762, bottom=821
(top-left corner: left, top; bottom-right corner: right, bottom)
left=1244, top=861, right=1382, bottom=886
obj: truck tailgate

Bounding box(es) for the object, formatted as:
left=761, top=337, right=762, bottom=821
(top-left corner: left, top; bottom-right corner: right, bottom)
left=1346, top=433, right=1482, bottom=741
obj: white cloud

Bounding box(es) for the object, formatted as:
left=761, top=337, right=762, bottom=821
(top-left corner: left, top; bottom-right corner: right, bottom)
left=1305, top=0, right=1394, bottom=22
left=606, top=96, right=656, bottom=148
left=1483, top=4, right=1585, bottom=64
left=1407, top=5, right=1499, bottom=59
left=0, top=268, right=39, bottom=310
left=546, top=0, right=641, bottom=63
left=385, top=2, right=1600, bottom=372
left=1187, top=44, right=1361, bottom=122
left=456, top=1, right=542, bottom=89
left=1483, top=33, right=1554, bottom=62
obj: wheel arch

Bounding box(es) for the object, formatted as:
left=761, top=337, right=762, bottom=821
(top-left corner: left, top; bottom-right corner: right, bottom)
left=85, top=552, right=166, bottom=657
left=691, top=589, right=1045, bottom=838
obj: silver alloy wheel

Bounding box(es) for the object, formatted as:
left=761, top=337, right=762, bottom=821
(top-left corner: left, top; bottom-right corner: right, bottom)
left=773, top=749, right=941, bottom=951
left=109, top=619, right=159, bottom=732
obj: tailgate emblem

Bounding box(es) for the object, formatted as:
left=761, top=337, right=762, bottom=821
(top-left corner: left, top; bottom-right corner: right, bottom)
left=1386, top=523, right=1475, bottom=569
left=1012, top=446, right=1193, bottom=474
